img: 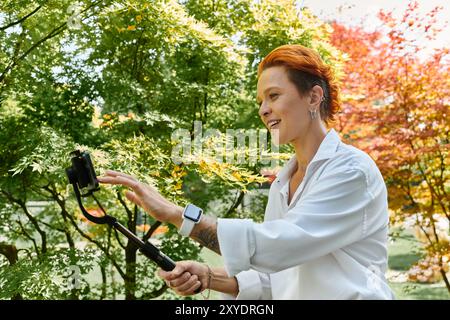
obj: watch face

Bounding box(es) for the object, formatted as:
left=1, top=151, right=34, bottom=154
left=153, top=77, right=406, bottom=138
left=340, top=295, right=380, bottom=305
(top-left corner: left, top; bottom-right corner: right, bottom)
left=184, top=204, right=202, bottom=222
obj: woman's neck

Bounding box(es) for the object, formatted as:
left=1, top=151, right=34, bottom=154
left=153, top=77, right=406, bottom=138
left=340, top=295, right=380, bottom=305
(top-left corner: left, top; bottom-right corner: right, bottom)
left=291, top=122, right=327, bottom=174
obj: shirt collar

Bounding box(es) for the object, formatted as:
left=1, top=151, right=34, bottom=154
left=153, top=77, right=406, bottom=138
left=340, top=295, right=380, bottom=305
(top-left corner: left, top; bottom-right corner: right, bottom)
left=275, top=128, right=341, bottom=184
left=309, top=128, right=341, bottom=164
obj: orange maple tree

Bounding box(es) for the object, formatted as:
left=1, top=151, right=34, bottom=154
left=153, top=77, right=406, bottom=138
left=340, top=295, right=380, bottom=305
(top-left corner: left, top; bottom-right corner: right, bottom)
left=330, top=1, right=450, bottom=292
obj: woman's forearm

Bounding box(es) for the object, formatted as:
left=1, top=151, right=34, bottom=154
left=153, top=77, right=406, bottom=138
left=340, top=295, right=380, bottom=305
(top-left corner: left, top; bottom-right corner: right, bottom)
left=169, top=206, right=222, bottom=255
left=209, top=267, right=238, bottom=297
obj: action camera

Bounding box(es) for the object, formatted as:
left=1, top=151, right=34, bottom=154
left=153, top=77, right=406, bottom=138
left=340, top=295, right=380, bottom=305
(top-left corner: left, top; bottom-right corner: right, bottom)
left=65, top=150, right=179, bottom=273
left=66, top=150, right=99, bottom=194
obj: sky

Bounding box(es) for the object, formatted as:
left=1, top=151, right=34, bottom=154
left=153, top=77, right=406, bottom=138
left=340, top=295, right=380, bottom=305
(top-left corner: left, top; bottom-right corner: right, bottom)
left=301, top=0, right=449, bottom=51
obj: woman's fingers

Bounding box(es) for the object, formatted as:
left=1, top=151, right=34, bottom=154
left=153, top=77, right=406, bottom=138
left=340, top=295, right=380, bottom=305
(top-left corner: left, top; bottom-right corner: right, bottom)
left=170, top=272, right=192, bottom=287
left=158, top=268, right=170, bottom=279
left=104, top=170, right=137, bottom=181
left=97, top=175, right=146, bottom=210
left=97, top=176, right=119, bottom=185
left=97, top=175, right=134, bottom=186
left=175, top=274, right=199, bottom=293
left=98, top=170, right=163, bottom=205
left=98, top=171, right=140, bottom=189
left=97, top=176, right=143, bottom=195
left=178, top=279, right=202, bottom=296
left=167, top=272, right=201, bottom=296
left=157, top=262, right=205, bottom=296
left=167, top=264, right=189, bottom=280
left=157, top=263, right=189, bottom=281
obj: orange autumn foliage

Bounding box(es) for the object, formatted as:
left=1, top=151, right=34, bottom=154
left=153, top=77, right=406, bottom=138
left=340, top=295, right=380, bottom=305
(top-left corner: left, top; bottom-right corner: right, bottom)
left=330, top=1, right=450, bottom=289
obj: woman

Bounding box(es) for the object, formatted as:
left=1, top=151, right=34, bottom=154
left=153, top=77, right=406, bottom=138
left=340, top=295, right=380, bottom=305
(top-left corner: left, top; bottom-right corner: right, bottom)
left=98, top=44, right=395, bottom=300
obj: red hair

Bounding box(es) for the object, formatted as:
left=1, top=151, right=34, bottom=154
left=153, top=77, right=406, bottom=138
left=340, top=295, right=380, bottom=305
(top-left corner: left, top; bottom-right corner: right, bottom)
left=257, top=45, right=341, bottom=124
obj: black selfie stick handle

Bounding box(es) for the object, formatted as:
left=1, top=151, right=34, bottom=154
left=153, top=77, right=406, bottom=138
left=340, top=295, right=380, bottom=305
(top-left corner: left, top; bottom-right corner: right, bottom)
left=114, top=220, right=201, bottom=293
left=112, top=220, right=176, bottom=271
left=69, top=178, right=201, bottom=293
left=140, top=241, right=176, bottom=271
left=140, top=241, right=201, bottom=293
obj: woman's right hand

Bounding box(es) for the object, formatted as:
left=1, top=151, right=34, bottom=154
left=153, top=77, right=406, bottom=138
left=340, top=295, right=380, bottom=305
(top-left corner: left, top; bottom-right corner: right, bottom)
left=97, top=170, right=183, bottom=224
left=158, top=261, right=210, bottom=296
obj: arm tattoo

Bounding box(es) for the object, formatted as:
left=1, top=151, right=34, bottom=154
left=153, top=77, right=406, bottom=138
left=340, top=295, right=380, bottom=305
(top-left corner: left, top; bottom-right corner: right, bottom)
left=191, top=217, right=221, bottom=255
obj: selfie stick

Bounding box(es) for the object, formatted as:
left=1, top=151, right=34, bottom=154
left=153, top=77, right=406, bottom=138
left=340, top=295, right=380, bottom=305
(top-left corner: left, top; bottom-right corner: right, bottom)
left=67, top=169, right=176, bottom=272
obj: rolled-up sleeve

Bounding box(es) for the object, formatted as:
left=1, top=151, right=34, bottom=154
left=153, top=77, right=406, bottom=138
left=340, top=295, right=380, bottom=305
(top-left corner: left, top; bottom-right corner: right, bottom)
left=217, top=168, right=371, bottom=276
left=220, top=270, right=272, bottom=300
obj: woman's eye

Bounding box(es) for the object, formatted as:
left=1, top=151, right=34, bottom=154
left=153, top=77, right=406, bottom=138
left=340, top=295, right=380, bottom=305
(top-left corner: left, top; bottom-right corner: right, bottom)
left=269, top=93, right=279, bottom=100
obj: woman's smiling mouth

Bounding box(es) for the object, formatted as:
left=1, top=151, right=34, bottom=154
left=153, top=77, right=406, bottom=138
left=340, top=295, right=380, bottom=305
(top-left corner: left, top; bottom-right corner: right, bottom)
left=267, top=119, right=281, bottom=129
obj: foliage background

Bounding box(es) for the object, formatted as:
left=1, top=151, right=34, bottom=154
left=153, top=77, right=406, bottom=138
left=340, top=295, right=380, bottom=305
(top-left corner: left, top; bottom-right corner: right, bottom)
left=0, top=0, right=448, bottom=299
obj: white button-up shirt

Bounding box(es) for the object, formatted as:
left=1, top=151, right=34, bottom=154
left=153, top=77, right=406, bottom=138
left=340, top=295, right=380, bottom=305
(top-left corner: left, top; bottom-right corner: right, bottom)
left=217, top=128, right=395, bottom=299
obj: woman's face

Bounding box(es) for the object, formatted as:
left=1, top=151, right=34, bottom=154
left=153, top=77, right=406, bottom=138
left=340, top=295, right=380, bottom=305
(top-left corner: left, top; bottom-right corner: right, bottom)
left=257, top=66, right=312, bottom=145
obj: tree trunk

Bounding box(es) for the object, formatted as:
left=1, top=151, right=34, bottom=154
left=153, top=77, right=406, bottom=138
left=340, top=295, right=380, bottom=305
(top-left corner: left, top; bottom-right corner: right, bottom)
left=100, top=264, right=107, bottom=300
left=124, top=242, right=138, bottom=300
left=440, top=269, right=450, bottom=295
left=0, top=243, right=23, bottom=300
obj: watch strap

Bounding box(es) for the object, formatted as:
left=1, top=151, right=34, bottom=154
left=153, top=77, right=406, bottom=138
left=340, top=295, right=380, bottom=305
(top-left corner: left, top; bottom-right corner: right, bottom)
left=179, top=218, right=196, bottom=237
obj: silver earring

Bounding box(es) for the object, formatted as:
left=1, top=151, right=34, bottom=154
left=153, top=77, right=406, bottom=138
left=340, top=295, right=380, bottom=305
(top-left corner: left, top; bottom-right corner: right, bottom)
left=309, top=109, right=318, bottom=120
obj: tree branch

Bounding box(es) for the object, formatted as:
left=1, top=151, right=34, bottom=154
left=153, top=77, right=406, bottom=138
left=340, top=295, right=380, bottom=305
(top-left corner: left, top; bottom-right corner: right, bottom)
left=113, top=226, right=127, bottom=250
left=0, top=23, right=66, bottom=84
left=223, top=190, right=245, bottom=218
left=142, top=221, right=161, bottom=243
left=0, top=5, right=43, bottom=31
left=408, top=141, right=449, bottom=221
left=40, top=185, right=75, bottom=249
left=0, top=243, right=23, bottom=299
left=63, top=204, right=127, bottom=280
left=0, top=0, right=105, bottom=84
left=16, top=219, right=40, bottom=255
left=47, top=186, right=127, bottom=280
left=139, top=284, right=168, bottom=299
left=1, top=190, right=47, bottom=253
left=0, top=242, right=19, bottom=265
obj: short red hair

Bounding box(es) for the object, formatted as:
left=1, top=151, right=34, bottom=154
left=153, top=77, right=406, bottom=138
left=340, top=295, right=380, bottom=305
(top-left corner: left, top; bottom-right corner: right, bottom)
left=258, top=44, right=341, bottom=124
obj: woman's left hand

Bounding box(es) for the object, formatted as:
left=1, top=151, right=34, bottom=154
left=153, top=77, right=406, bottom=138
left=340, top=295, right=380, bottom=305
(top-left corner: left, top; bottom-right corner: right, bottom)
left=97, top=170, right=182, bottom=224
left=158, top=261, right=209, bottom=296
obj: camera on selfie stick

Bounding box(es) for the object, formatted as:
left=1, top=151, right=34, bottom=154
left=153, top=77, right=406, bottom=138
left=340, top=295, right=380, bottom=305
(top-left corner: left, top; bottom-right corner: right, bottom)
left=65, top=150, right=177, bottom=272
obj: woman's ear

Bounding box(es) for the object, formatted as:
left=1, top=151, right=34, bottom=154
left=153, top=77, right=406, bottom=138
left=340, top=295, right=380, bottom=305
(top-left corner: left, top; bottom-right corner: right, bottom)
left=309, top=85, right=324, bottom=107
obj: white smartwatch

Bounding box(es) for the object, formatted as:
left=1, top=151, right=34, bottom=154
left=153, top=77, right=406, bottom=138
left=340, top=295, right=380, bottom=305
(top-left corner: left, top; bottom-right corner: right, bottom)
left=179, top=204, right=203, bottom=237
